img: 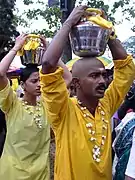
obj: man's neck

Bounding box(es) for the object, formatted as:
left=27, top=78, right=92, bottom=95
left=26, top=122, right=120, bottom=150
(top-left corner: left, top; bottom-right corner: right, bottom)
left=77, top=92, right=99, bottom=117
left=23, top=93, right=37, bottom=106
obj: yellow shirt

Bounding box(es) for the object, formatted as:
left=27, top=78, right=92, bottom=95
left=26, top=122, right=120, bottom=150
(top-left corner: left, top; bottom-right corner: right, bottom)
left=12, top=78, right=19, bottom=91
left=40, top=56, right=135, bottom=180
left=0, top=82, right=50, bottom=180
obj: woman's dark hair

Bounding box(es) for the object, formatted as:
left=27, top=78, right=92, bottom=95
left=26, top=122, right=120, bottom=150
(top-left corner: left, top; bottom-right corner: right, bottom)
left=17, top=78, right=20, bottom=85
left=20, top=64, right=39, bottom=83
left=9, top=79, right=12, bottom=86
left=118, top=81, right=135, bottom=120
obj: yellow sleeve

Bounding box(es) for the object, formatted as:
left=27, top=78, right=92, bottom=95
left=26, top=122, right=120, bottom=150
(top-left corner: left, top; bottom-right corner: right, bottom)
left=40, top=67, right=69, bottom=123
left=0, top=81, right=17, bottom=114
left=102, top=55, right=135, bottom=117
left=12, top=78, right=19, bottom=91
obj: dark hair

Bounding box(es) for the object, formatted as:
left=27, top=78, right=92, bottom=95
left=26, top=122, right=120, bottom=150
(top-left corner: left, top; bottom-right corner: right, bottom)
left=9, top=79, right=12, bottom=86
left=20, top=64, right=39, bottom=82
left=118, top=81, right=135, bottom=120
left=17, top=78, right=20, bottom=85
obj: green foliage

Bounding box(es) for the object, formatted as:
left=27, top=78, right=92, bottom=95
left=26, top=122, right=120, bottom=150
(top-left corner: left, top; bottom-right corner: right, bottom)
left=27, top=5, right=61, bottom=36
left=0, top=0, right=18, bottom=59
left=17, top=0, right=61, bottom=38
left=15, top=0, right=135, bottom=62
left=23, top=0, right=33, bottom=5
left=16, top=0, right=135, bottom=38
left=78, top=0, right=135, bottom=24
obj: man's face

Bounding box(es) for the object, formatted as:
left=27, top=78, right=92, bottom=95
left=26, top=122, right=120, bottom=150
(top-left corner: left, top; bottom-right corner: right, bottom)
left=23, top=72, right=41, bottom=96
left=76, top=66, right=108, bottom=99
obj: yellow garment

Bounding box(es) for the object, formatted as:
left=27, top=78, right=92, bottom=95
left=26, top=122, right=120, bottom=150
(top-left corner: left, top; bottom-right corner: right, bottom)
left=11, top=78, right=19, bottom=91
left=40, top=56, right=135, bottom=180
left=17, top=34, right=40, bottom=56
left=0, top=82, right=50, bottom=180
left=24, top=40, right=39, bottom=51
left=87, top=15, right=113, bottom=29
left=86, top=8, right=113, bottom=29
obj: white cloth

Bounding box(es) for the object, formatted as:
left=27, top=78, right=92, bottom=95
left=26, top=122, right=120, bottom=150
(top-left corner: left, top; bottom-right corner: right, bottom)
left=16, top=85, right=24, bottom=97
left=125, top=130, right=135, bottom=178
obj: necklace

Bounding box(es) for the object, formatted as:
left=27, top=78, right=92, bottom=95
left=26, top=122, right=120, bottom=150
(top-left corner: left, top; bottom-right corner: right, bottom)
left=77, top=99, right=108, bottom=163
left=22, top=100, right=42, bottom=129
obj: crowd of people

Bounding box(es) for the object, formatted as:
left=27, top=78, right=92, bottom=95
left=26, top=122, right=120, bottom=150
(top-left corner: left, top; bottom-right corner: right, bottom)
left=0, top=5, right=135, bottom=180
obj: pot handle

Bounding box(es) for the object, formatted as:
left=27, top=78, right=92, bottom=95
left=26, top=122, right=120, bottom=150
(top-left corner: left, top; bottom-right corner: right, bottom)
left=86, top=8, right=102, bottom=16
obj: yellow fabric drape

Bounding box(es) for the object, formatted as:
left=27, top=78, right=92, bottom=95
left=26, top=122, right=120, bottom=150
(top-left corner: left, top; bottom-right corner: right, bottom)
left=86, top=8, right=113, bottom=29
left=17, top=34, right=40, bottom=56
left=11, top=78, right=19, bottom=91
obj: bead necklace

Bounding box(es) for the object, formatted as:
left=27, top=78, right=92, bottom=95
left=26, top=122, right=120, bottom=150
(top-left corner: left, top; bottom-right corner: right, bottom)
left=22, top=100, right=42, bottom=129
left=77, top=99, right=108, bottom=163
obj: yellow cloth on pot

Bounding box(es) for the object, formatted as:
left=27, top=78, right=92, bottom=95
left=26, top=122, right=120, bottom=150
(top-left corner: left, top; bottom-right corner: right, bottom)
left=87, top=15, right=113, bottom=29
left=17, top=35, right=40, bottom=56
left=86, top=8, right=113, bottom=29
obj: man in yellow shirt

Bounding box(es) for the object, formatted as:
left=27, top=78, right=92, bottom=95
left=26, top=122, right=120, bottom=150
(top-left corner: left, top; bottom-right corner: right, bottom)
left=40, top=6, right=135, bottom=180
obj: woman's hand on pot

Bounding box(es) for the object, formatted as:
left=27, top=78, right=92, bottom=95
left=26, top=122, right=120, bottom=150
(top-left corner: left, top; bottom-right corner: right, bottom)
left=101, top=10, right=107, bottom=20
left=40, top=36, right=47, bottom=49
left=65, top=5, right=87, bottom=27
left=13, top=33, right=28, bottom=51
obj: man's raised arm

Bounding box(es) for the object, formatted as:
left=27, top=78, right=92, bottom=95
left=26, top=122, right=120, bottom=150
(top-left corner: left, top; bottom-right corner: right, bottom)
left=102, top=39, right=135, bottom=117
left=41, top=6, right=87, bottom=74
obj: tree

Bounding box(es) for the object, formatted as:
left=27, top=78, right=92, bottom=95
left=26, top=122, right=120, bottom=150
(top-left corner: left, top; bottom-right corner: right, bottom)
left=0, top=0, right=19, bottom=60
left=60, top=0, right=76, bottom=63
left=16, top=0, right=61, bottom=37
left=16, top=0, right=135, bottom=62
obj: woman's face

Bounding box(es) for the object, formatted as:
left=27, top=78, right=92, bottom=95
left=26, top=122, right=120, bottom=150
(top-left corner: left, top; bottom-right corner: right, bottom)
left=23, top=72, right=41, bottom=96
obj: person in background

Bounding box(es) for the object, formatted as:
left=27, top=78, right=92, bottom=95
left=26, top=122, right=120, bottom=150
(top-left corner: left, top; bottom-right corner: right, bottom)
left=0, top=78, right=13, bottom=157
left=113, top=81, right=135, bottom=180
left=118, top=81, right=135, bottom=120
left=0, top=34, right=71, bottom=180
left=40, top=6, right=135, bottom=180
left=106, top=68, right=113, bottom=87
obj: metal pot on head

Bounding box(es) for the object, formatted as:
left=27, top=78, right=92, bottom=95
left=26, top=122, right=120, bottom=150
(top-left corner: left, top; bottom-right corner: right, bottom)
left=20, top=34, right=45, bottom=66
left=70, top=8, right=111, bottom=57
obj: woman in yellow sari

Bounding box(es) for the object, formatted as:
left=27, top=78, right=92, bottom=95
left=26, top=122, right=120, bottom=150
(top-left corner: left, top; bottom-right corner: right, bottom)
left=0, top=34, right=72, bottom=180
